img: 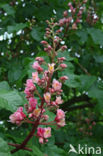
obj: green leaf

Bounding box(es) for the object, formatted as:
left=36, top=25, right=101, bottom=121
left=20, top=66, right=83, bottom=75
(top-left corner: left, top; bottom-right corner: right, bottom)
left=7, top=23, right=27, bottom=33
left=0, top=4, right=15, bottom=16
left=45, top=110, right=55, bottom=122
left=32, top=145, right=44, bottom=156
left=31, top=27, right=43, bottom=41
left=94, top=55, right=103, bottom=63
left=0, top=81, right=10, bottom=91
left=58, top=51, right=74, bottom=61
left=76, top=29, right=88, bottom=44
left=43, top=145, right=66, bottom=156
left=87, top=28, right=103, bottom=46
left=77, top=75, right=97, bottom=92
left=0, top=90, right=24, bottom=112
left=0, top=137, right=11, bottom=156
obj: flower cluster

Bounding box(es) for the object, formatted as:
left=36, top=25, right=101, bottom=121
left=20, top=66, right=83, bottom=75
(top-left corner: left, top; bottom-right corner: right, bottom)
left=59, top=0, right=88, bottom=30
left=9, top=107, right=26, bottom=125
left=9, top=15, right=68, bottom=145
left=37, top=127, right=51, bottom=144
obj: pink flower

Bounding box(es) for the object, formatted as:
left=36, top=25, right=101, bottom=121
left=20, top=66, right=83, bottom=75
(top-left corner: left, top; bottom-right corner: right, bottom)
left=57, top=118, right=66, bottom=127
left=25, top=79, right=36, bottom=91
left=52, top=79, right=62, bottom=91
left=55, top=96, right=63, bottom=105
left=55, top=109, right=65, bottom=120
left=24, top=87, right=33, bottom=98
left=28, top=97, right=37, bottom=112
left=9, top=107, right=26, bottom=125
left=33, top=108, right=41, bottom=117
left=37, top=127, right=45, bottom=137
left=32, top=61, right=43, bottom=72
left=55, top=109, right=66, bottom=127
left=44, top=92, right=51, bottom=103
left=44, top=127, right=51, bottom=138
left=32, top=72, right=39, bottom=83
left=60, top=64, right=67, bottom=69
left=48, top=63, right=55, bottom=73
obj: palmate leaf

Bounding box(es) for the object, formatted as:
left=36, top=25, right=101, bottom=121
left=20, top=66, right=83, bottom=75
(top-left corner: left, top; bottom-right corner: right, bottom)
left=0, top=137, right=11, bottom=156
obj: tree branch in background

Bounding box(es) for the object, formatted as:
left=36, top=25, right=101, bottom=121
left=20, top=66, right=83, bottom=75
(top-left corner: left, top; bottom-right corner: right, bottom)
left=62, top=94, right=90, bottom=109
left=65, top=102, right=95, bottom=112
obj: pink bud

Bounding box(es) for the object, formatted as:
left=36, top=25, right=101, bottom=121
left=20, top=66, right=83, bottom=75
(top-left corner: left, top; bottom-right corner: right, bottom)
left=32, top=61, right=43, bottom=72
left=58, top=57, right=66, bottom=62
left=92, top=121, right=96, bottom=126
left=60, top=64, right=67, bottom=69
left=37, top=127, right=45, bottom=137
left=78, top=10, right=82, bottom=16
left=59, top=18, right=66, bottom=26
left=66, top=17, right=72, bottom=23
left=63, top=11, right=68, bottom=17
left=60, top=76, right=68, bottom=81
left=39, top=137, right=44, bottom=144
left=41, top=41, right=48, bottom=45
left=35, top=57, right=44, bottom=63
left=25, top=79, right=36, bottom=91
left=61, top=45, right=67, bottom=51
left=68, top=2, right=72, bottom=7
left=76, top=19, right=80, bottom=23
left=56, top=29, right=62, bottom=33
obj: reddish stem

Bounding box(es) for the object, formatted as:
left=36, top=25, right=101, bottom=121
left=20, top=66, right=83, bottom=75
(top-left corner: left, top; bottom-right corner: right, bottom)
left=10, top=119, right=39, bottom=154
left=39, top=121, right=56, bottom=126
left=8, top=143, right=32, bottom=152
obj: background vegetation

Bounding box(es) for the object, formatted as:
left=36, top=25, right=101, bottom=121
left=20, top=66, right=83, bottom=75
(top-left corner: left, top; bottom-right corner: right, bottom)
left=0, top=0, right=103, bottom=155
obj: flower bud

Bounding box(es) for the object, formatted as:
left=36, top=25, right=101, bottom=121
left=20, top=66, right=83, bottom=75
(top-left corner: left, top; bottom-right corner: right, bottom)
left=60, top=63, right=67, bottom=69
left=63, top=11, right=68, bottom=17
left=60, top=45, right=67, bottom=51
left=41, top=41, right=48, bottom=45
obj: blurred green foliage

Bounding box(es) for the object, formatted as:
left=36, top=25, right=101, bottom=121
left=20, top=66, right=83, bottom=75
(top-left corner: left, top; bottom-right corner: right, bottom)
left=0, top=0, right=103, bottom=155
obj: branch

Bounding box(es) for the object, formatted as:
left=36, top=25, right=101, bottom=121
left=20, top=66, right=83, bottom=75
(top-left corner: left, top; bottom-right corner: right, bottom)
left=77, top=62, right=90, bottom=76
left=8, top=143, right=32, bottom=152
left=64, top=103, right=95, bottom=112
left=62, top=94, right=90, bottom=110
left=10, top=120, right=39, bottom=154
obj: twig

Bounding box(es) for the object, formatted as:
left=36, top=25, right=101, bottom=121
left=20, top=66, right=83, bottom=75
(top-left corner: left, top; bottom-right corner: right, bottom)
left=77, top=62, right=90, bottom=76
left=8, top=143, right=32, bottom=152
